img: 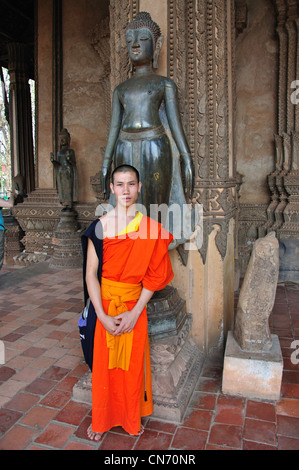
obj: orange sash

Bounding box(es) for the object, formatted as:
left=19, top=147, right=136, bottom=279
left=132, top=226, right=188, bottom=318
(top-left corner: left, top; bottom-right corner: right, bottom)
left=101, top=277, right=142, bottom=371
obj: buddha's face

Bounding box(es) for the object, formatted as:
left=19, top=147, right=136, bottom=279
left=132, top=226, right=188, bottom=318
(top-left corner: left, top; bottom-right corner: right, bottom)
left=126, top=27, right=154, bottom=65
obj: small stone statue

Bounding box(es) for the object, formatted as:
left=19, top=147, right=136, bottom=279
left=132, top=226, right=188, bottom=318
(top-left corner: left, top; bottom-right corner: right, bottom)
left=233, top=232, right=279, bottom=352
left=101, top=11, right=194, bottom=216
left=51, top=128, right=78, bottom=211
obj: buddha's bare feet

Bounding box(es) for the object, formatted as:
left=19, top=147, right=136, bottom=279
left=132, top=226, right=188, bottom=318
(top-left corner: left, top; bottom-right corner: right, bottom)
left=87, top=424, right=103, bottom=442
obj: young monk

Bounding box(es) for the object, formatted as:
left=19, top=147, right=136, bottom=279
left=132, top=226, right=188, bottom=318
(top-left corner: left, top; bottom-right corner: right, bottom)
left=84, top=164, right=174, bottom=441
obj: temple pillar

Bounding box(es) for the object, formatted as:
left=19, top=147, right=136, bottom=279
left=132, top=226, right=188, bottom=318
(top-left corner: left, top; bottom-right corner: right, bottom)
left=7, top=43, right=35, bottom=195
left=263, top=1, right=299, bottom=282
left=170, top=0, right=237, bottom=353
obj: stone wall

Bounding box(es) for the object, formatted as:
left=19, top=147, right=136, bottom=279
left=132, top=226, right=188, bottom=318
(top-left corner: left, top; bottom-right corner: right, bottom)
left=62, top=0, right=109, bottom=203
left=235, top=0, right=278, bottom=272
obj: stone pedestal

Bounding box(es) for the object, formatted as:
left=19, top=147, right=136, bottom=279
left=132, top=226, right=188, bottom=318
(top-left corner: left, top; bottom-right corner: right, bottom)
left=50, top=209, right=83, bottom=269
left=3, top=212, right=24, bottom=265
left=222, top=331, right=283, bottom=401
left=150, top=318, right=204, bottom=422
left=73, top=287, right=204, bottom=423
left=12, top=188, right=62, bottom=264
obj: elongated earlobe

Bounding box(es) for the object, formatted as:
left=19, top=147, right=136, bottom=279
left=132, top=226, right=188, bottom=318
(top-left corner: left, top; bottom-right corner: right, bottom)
left=153, top=35, right=164, bottom=69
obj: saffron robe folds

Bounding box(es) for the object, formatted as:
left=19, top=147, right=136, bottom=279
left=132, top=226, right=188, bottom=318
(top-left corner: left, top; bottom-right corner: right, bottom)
left=91, top=214, right=173, bottom=436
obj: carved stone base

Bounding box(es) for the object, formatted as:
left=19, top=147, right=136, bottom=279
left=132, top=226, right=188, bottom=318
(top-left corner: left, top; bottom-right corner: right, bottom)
left=56, top=208, right=79, bottom=233
left=3, top=213, right=24, bottom=265
left=50, top=229, right=83, bottom=269
left=150, top=320, right=204, bottom=422
left=147, top=286, right=187, bottom=339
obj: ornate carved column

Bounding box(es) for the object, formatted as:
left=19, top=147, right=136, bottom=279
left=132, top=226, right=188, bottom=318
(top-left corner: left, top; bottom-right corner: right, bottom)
left=168, top=0, right=237, bottom=262
left=264, top=0, right=299, bottom=281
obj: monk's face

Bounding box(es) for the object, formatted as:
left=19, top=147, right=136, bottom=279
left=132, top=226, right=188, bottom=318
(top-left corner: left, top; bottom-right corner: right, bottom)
left=110, top=171, right=141, bottom=208
left=126, top=27, right=154, bottom=65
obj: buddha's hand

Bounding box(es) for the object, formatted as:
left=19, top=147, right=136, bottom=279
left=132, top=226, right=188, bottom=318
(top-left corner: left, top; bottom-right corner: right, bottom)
left=100, top=165, right=110, bottom=200
left=181, top=153, right=194, bottom=200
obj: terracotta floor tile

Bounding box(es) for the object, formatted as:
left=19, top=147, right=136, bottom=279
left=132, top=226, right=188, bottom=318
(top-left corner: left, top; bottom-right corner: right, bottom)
left=206, top=443, right=235, bottom=450
left=0, top=408, right=22, bottom=433
left=54, top=355, right=82, bottom=370
left=246, top=400, right=276, bottom=422
left=281, top=383, right=299, bottom=399
left=14, top=325, right=37, bottom=335
left=29, top=356, right=56, bottom=370
left=277, top=435, right=299, bottom=450
left=21, top=346, right=47, bottom=358
left=64, top=440, right=95, bottom=450
left=55, top=400, right=90, bottom=426
left=1, top=333, right=23, bottom=342
left=20, top=405, right=58, bottom=429
left=6, top=392, right=39, bottom=413
left=215, top=395, right=246, bottom=426
left=182, top=408, right=213, bottom=431
left=277, top=415, right=299, bottom=438
left=40, top=365, right=69, bottom=382
left=40, top=389, right=71, bottom=409
left=195, top=377, right=220, bottom=393
left=145, top=418, right=177, bottom=434
left=171, top=427, right=207, bottom=450
left=0, top=424, right=38, bottom=450
left=0, top=379, right=27, bottom=397
left=277, top=398, right=299, bottom=418
left=73, top=415, right=91, bottom=440
left=34, top=422, right=74, bottom=448
left=243, top=418, right=277, bottom=445
left=13, top=367, right=41, bottom=383
left=189, top=391, right=217, bottom=410
left=208, top=423, right=242, bottom=449
left=0, top=366, right=16, bottom=382
left=243, top=440, right=277, bottom=450
left=43, top=346, right=69, bottom=359
left=25, top=377, right=56, bottom=395
left=134, top=429, right=174, bottom=450
left=46, top=330, right=67, bottom=340
left=99, top=432, right=136, bottom=450
left=55, top=375, right=79, bottom=392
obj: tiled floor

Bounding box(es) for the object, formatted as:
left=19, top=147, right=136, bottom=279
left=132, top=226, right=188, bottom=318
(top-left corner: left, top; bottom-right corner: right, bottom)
left=0, top=263, right=299, bottom=450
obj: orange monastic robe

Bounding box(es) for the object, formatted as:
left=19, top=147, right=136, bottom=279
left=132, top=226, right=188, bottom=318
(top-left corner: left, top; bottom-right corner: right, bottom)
left=92, top=214, right=173, bottom=435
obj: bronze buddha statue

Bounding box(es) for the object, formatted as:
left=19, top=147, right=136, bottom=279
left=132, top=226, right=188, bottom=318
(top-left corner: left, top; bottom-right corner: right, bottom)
left=101, top=12, right=194, bottom=219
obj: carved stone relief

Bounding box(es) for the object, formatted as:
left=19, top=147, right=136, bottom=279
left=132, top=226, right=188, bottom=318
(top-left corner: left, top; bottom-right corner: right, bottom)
left=169, top=0, right=237, bottom=262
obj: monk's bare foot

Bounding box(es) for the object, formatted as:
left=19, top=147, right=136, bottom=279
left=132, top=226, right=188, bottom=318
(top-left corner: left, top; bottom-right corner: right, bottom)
left=87, top=424, right=103, bottom=442
left=130, top=424, right=144, bottom=436
left=138, top=424, right=145, bottom=436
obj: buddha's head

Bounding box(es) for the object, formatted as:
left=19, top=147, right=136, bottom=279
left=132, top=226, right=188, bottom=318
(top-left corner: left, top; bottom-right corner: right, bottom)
left=125, top=12, right=163, bottom=69
left=59, top=128, right=70, bottom=148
